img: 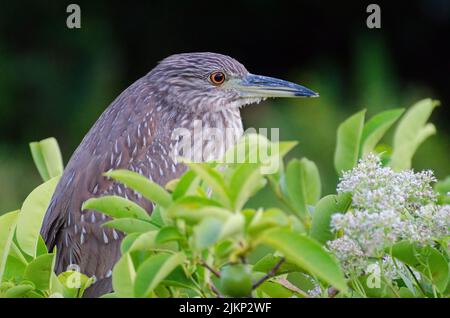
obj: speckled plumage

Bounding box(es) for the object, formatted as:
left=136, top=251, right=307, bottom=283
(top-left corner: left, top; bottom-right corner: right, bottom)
left=40, top=52, right=317, bottom=297
left=41, top=53, right=249, bottom=297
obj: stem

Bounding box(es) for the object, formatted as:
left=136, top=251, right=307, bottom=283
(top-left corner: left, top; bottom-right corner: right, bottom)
left=381, top=276, right=401, bottom=298
left=210, top=283, right=223, bottom=298
left=200, top=260, right=221, bottom=278
left=405, top=264, right=427, bottom=297
left=327, top=287, right=339, bottom=298
left=252, top=257, right=285, bottom=289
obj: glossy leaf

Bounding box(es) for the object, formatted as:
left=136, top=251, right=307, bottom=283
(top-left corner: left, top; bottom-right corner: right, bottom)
left=134, top=252, right=185, bottom=297
left=155, top=226, right=183, bottom=244
left=229, top=164, right=266, bottom=211
left=285, top=158, right=321, bottom=220
left=172, top=170, right=200, bottom=200
left=16, top=176, right=59, bottom=257
left=253, top=254, right=302, bottom=275
left=0, top=211, right=19, bottom=283
left=167, top=196, right=232, bottom=223
left=187, top=163, right=231, bottom=208
left=194, top=218, right=223, bottom=250
left=260, top=228, right=347, bottom=292
left=58, top=270, right=94, bottom=298
left=360, top=108, right=404, bottom=156
left=105, top=170, right=172, bottom=208
left=391, top=241, right=449, bottom=293
left=82, top=195, right=150, bottom=221
left=257, top=281, right=296, bottom=298
left=334, top=109, right=366, bottom=174
left=23, top=253, right=55, bottom=290
left=4, top=284, right=35, bottom=298
left=390, top=99, right=439, bottom=170
left=248, top=208, right=290, bottom=236
left=102, top=218, right=159, bottom=234
left=30, top=137, right=64, bottom=182
left=310, top=193, right=352, bottom=244
left=112, top=253, right=136, bottom=298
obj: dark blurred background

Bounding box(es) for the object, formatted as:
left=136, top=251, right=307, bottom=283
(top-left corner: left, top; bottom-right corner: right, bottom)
left=0, top=0, right=449, bottom=212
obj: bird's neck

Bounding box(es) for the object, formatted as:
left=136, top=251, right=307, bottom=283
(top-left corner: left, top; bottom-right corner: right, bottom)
left=167, top=108, right=244, bottom=163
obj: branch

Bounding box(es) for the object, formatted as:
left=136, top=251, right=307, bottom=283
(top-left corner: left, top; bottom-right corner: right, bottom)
left=210, top=283, right=223, bottom=298
left=252, top=257, right=285, bottom=289
left=200, top=260, right=221, bottom=278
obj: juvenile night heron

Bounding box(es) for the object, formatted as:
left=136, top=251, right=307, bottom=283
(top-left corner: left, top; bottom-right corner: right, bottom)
left=41, top=52, right=318, bottom=297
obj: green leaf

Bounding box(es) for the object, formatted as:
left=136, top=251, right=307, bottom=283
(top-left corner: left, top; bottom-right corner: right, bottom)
left=30, top=137, right=64, bottom=182
left=126, top=232, right=156, bottom=253
left=112, top=253, right=136, bottom=298
left=278, top=141, right=298, bottom=158
left=134, top=252, right=185, bottom=297
left=155, top=226, right=183, bottom=244
left=229, top=164, right=266, bottom=211
left=334, top=109, right=366, bottom=174
left=300, top=158, right=322, bottom=205
left=49, top=272, right=64, bottom=295
left=287, top=272, right=316, bottom=293
left=167, top=196, right=232, bottom=224
left=390, top=98, right=439, bottom=171
left=194, top=218, right=224, bottom=250
left=172, top=170, right=200, bottom=200
left=356, top=273, right=396, bottom=298
left=23, top=253, right=55, bottom=290
left=120, top=233, right=142, bottom=253
left=102, top=218, right=159, bottom=234
left=224, top=134, right=296, bottom=175
left=36, top=235, right=49, bottom=256
left=8, top=242, right=29, bottom=266
left=16, top=176, right=60, bottom=257
left=219, top=213, right=245, bottom=240
left=187, top=163, right=231, bottom=208
left=248, top=208, right=290, bottom=236
left=310, top=193, right=352, bottom=244
left=257, top=281, right=296, bottom=298
left=30, top=142, right=49, bottom=182
left=149, top=206, right=165, bottom=227
left=4, top=284, right=35, bottom=298
left=259, top=228, right=347, bottom=292
left=39, top=138, right=64, bottom=179
left=285, top=159, right=308, bottom=219
left=162, top=267, right=198, bottom=291
left=253, top=254, right=302, bottom=275
left=105, top=170, right=172, bottom=208
left=391, top=241, right=449, bottom=293
left=285, top=158, right=322, bottom=220
left=0, top=211, right=19, bottom=283
left=82, top=195, right=150, bottom=221
left=360, top=108, right=405, bottom=156
left=2, top=255, right=27, bottom=282
left=58, top=270, right=94, bottom=298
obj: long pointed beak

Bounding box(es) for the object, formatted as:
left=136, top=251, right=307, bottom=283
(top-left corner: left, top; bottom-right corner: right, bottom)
left=238, top=74, right=319, bottom=98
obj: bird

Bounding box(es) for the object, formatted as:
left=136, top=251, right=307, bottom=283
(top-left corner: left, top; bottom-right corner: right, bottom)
left=40, top=52, right=318, bottom=297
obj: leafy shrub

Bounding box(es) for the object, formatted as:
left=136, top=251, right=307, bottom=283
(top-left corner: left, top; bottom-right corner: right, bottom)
left=0, top=98, right=448, bottom=298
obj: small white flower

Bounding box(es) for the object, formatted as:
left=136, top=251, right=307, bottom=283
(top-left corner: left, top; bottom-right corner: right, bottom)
left=328, top=154, right=447, bottom=277
left=307, top=285, right=322, bottom=298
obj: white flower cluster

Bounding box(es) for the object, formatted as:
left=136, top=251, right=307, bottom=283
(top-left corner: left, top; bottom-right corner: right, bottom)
left=328, top=154, right=449, bottom=275
left=337, top=154, right=436, bottom=212
left=327, top=236, right=366, bottom=274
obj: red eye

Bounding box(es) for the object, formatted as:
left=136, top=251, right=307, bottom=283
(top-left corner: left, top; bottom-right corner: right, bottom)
left=210, top=71, right=226, bottom=85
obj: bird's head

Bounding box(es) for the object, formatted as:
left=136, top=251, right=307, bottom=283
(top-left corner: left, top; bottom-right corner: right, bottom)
left=148, top=52, right=318, bottom=113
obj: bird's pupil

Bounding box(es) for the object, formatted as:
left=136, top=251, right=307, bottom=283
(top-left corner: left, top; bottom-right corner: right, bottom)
left=214, top=73, right=223, bottom=82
